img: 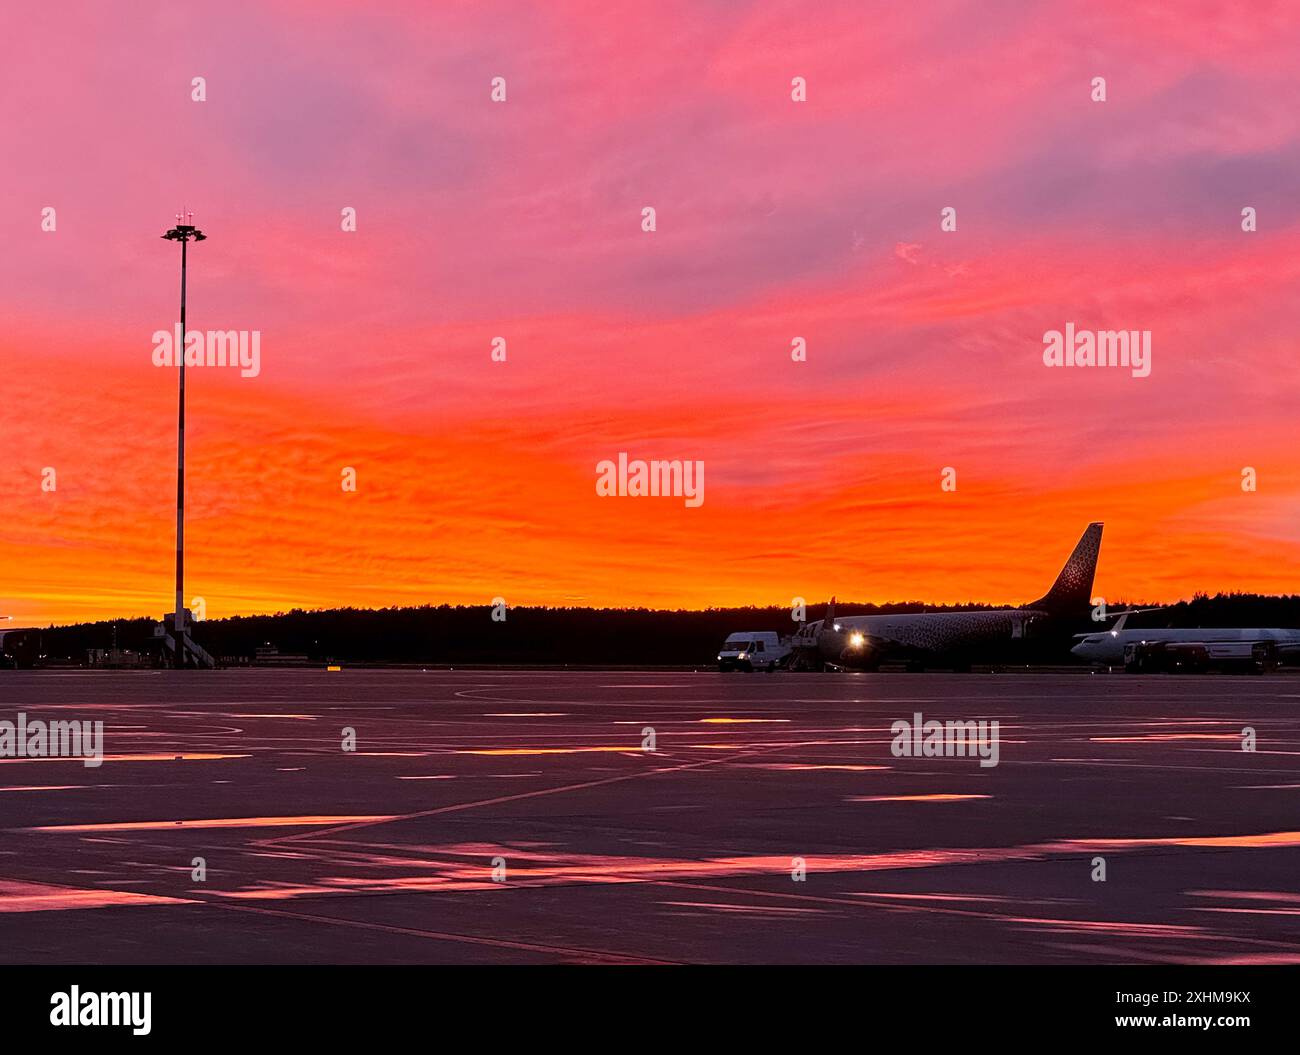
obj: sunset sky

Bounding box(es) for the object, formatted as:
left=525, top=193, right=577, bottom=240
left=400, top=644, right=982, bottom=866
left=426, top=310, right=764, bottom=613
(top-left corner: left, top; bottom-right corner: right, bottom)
left=3, top=0, right=1300, bottom=626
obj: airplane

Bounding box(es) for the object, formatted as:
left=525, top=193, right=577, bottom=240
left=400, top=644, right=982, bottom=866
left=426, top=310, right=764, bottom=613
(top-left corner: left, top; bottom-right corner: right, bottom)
left=1071, top=611, right=1300, bottom=668
left=791, top=522, right=1103, bottom=671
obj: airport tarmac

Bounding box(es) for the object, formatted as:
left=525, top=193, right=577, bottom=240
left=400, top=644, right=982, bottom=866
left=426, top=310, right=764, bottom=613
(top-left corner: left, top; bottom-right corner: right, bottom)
left=1, top=669, right=1299, bottom=964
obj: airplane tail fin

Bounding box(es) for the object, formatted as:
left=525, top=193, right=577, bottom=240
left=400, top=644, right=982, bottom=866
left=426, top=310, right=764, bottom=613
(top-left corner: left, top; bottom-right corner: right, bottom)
left=1027, top=522, right=1103, bottom=615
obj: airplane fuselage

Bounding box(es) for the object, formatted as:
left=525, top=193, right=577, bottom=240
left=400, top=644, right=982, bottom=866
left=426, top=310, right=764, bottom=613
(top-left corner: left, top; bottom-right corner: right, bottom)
left=818, top=608, right=1043, bottom=669
left=1072, top=627, right=1300, bottom=666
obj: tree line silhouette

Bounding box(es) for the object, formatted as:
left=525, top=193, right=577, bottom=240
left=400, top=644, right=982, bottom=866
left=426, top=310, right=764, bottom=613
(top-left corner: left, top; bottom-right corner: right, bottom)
left=5, top=592, right=1298, bottom=667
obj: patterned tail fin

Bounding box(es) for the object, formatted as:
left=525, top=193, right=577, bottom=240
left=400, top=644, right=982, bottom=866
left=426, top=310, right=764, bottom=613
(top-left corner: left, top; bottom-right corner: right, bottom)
left=1027, top=523, right=1104, bottom=615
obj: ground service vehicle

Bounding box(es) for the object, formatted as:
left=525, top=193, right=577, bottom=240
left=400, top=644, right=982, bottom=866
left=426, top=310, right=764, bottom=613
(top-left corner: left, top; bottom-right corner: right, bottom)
left=717, top=631, right=791, bottom=672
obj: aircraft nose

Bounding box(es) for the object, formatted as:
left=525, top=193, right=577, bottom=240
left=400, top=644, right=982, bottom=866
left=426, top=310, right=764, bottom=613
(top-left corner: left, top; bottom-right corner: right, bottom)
left=1070, top=641, right=1091, bottom=657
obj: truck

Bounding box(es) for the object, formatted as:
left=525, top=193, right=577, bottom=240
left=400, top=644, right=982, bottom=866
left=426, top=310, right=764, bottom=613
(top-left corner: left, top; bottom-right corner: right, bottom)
left=1123, top=639, right=1279, bottom=674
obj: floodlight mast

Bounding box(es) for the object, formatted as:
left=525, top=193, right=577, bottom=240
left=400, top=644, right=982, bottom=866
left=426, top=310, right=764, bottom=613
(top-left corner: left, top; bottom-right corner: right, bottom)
left=161, top=212, right=206, bottom=666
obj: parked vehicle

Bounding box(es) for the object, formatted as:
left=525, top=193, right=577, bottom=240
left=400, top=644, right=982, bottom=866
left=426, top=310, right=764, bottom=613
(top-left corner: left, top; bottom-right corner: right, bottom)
left=1123, top=639, right=1278, bottom=674
left=717, top=631, right=791, bottom=672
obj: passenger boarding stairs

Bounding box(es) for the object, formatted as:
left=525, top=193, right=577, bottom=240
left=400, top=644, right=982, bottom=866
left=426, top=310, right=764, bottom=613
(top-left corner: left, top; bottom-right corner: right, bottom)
left=155, top=610, right=217, bottom=669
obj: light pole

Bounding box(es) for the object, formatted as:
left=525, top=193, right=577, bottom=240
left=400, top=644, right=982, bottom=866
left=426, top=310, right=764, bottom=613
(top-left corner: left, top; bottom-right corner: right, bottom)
left=162, top=213, right=205, bottom=666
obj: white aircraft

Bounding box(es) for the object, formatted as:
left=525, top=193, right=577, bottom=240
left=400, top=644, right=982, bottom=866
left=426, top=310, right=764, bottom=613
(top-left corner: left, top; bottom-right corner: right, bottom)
left=1071, top=612, right=1300, bottom=667
left=794, top=522, right=1103, bottom=671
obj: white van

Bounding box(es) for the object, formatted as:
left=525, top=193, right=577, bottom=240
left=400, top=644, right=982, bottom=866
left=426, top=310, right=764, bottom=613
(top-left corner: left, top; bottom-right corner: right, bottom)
left=717, top=631, right=790, bottom=672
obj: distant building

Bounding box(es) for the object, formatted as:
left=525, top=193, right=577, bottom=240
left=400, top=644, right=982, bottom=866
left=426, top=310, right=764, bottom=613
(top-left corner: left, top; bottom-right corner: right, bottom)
left=0, top=628, right=43, bottom=668
left=86, top=648, right=148, bottom=669
left=254, top=644, right=310, bottom=666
